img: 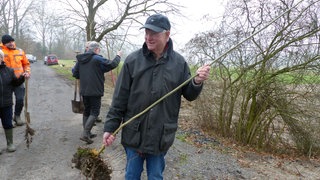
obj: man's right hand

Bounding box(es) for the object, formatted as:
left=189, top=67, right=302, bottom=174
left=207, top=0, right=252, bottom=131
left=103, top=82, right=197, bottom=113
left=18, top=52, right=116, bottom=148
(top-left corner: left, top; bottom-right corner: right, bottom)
left=117, top=51, right=122, bottom=57
left=103, top=132, right=115, bottom=146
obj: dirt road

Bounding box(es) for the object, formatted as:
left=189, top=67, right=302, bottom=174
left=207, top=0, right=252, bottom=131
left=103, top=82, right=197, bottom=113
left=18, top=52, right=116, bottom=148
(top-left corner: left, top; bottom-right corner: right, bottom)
left=0, top=62, right=84, bottom=179
left=0, top=62, right=319, bottom=179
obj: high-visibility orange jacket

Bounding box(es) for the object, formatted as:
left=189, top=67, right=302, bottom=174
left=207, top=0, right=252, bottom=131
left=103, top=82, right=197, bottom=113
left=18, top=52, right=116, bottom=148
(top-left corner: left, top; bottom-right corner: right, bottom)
left=0, top=43, right=30, bottom=78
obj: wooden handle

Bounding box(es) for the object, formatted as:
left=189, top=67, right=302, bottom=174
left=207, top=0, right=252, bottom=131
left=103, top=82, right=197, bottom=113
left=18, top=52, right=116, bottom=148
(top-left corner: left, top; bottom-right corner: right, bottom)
left=25, top=78, right=28, bottom=111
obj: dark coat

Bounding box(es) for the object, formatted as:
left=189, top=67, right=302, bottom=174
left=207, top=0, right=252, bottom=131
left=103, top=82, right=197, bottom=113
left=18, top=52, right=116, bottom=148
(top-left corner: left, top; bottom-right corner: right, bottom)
left=104, top=38, right=203, bottom=155
left=0, top=63, right=25, bottom=108
left=72, top=52, right=120, bottom=96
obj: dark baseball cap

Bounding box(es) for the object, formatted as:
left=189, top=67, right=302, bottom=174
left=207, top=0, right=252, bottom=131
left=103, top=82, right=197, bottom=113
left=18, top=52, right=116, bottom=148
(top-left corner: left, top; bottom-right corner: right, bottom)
left=140, top=14, right=171, bottom=32
left=2, top=34, right=15, bottom=44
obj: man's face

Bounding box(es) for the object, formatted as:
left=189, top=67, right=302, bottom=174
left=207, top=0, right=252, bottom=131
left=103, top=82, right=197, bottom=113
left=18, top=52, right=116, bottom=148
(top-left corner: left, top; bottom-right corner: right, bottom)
left=4, top=41, right=15, bottom=49
left=144, top=29, right=170, bottom=53
left=94, top=47, right=101, bottom=54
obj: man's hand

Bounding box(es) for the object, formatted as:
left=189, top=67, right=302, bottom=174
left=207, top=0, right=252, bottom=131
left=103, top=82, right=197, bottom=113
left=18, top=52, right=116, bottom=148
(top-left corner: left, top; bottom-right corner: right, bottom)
left=117, top=51, right=122, bottom=57
left=23, top=71, right=31, bottom=79
left=103, top=132, right=116, bottom=146
left=194, top=64, right=211, bottom=84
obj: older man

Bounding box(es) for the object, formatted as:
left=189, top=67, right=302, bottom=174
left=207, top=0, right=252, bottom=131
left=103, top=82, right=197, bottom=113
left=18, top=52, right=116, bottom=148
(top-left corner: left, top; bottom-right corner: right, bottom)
left=103, top=14, right=211, bottom=179
left=73, top=41, right=121, bottom=144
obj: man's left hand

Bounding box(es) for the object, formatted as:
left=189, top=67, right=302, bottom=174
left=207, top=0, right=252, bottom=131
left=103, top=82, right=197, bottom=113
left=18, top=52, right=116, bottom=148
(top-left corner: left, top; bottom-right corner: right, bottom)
left=194, top=64, right=211, bottom=84
left=23, top=72, right=31, bottom=79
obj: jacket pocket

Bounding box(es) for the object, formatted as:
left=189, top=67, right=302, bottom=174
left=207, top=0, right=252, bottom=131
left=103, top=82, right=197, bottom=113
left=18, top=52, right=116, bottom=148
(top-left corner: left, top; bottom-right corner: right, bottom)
left=159, top=123, right=178, bottom=151
left=121, top=121, right=141, bottom=147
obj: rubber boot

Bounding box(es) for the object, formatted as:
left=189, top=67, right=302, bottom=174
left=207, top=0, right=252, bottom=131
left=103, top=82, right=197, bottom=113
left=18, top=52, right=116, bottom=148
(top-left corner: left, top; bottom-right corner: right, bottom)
left=90, top=133, right=97, bottom=139
left=82, top=116, right=96, bottom=138
left=13, top=115, right=24, bottom=126
left=80, top=115, right=96, bottom=144
left=82, top=116, right=88, bottom=129
left=5, top=129, right=16, bottom=152
left=96, top=116, right=102, bottom=123
left=82, top=116, right=97, bottom=138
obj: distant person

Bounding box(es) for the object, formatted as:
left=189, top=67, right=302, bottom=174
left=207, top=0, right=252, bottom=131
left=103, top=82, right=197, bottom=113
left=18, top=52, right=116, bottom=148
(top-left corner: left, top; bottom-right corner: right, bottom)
left=72, top=41, right=103, bottom=124
left=0, top=34, right=31, bottom=127
left=72, top=41, right=121, bottom=144
left=102, top=14, right=211, bottom=179
left=0, top=49, right=26, bottom=153
left=84, top=41, right=103, bottom=124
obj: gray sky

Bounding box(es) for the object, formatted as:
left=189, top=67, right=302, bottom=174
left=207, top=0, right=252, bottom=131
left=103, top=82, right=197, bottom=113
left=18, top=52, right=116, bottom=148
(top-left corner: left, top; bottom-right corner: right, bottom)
left=169, top=0, right=227, bottom=48
left=128, top=0, right=227, bottom=50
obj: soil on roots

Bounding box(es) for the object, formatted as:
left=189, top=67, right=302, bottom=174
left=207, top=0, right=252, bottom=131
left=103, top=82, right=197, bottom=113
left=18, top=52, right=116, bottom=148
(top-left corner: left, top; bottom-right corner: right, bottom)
left=72, top=147, right=112, bottom=180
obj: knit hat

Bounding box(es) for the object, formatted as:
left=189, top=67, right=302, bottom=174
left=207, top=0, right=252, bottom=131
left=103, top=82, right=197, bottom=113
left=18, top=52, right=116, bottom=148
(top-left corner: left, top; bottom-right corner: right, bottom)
left=140, top=14, right=171, bottom=32
left=2, top=34, right=15, bottom=44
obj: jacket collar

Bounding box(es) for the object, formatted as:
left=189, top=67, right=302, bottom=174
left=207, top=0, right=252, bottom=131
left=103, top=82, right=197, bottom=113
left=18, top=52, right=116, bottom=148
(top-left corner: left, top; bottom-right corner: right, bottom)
left=0, top=43, right=16, bottom=50
left=142, top=38, right=173, bottom=60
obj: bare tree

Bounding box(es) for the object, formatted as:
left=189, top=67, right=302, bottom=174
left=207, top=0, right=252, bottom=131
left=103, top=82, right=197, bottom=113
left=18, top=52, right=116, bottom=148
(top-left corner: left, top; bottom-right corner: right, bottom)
left=0, top=0, right=46, bottom=58
left=61, top=0, right=181, bottom=42
left=2, top=0, right=183, bottom=59
left=28, top=0, right=71, bottom=57
left=186, top=0, right=320, bottom=155
left=0, top=0, right=34, bottom=39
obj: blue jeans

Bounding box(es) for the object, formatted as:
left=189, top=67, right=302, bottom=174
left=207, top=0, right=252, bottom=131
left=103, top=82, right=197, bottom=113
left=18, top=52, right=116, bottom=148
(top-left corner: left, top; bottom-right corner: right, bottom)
left=124, top=147, right=166, bottom=180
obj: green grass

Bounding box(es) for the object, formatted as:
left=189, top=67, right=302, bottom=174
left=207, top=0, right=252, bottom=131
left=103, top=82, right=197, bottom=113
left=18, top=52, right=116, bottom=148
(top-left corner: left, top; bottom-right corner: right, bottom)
left=50, top=59, right=123, bottom=81
left=276, top=72, right=320, bottom=84
left=176, top=133, right=188, bottom=142
left=52, top=60, right=320, bottom=85
left=206, top=66, right=320, bottom=85
left=50, top=60, right=76, bottom=81
left=178, top=153, right=188, bottom=165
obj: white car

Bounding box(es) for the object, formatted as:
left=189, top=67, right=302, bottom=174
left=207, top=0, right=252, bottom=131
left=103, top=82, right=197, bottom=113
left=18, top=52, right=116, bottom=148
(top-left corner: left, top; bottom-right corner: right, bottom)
left=26, top=54, right=37, bottom=63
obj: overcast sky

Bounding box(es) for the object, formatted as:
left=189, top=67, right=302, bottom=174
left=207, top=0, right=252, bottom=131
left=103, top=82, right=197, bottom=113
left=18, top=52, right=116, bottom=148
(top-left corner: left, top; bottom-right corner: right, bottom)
left=168, top=0, right=227, bottom=48
left=129, top=0, right=227, bottom=50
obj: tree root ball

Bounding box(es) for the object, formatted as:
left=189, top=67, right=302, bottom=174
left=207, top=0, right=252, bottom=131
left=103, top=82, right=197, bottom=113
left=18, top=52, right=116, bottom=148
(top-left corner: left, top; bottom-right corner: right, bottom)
left=72, top=147, right=112, bottom=180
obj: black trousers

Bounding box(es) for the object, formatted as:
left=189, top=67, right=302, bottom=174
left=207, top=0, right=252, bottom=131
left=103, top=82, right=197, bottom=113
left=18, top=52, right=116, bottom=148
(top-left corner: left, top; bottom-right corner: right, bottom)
left=82, top=96, right=101, bottom=117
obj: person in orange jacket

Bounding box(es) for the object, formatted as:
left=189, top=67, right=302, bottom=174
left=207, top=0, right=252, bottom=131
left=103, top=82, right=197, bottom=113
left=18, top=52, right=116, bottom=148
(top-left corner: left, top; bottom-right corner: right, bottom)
left=0, top=34, right=31, bottom=126
left=0, top=49, right=26, bottom=153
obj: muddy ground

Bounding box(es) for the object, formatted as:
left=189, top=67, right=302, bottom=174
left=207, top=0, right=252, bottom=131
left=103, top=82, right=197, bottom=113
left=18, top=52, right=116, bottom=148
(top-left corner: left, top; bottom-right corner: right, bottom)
left=0, top=62, right=319, bottom=179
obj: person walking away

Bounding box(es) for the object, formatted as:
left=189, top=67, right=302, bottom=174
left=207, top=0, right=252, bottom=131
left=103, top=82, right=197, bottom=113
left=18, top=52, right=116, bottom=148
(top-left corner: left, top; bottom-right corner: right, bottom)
left=0, top=35, right=31, bottom=126
left=73, top=41, right=121, bottom=144
left=102, top=14, right=211, bottom=179
left=84, top=41, right=103, bottom=124
left=0, top=49, right=26, bottom=153
left=72, top=41, right=102, bottom=124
